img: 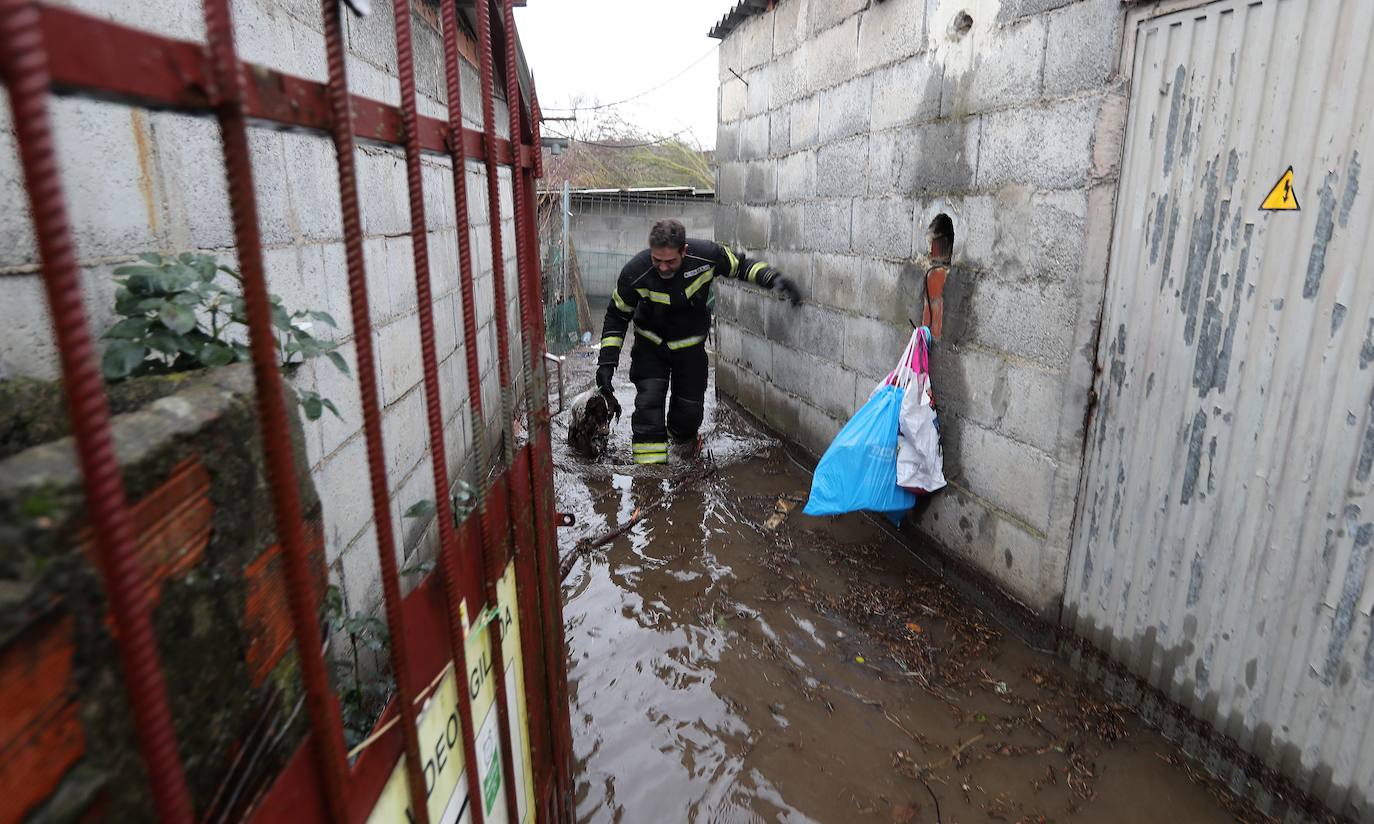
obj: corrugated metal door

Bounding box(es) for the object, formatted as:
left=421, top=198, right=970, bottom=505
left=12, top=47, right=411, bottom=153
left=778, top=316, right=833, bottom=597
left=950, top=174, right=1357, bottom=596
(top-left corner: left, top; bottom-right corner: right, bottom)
left=1066, top=0, right=1374, bottom=817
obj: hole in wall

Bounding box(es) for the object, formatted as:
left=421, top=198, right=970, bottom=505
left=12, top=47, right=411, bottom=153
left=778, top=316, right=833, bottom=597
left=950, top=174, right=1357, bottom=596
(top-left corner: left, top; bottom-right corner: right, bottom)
left=949, top=11, right=973, bottom=39
left=928, top=213, right=954, bottom=264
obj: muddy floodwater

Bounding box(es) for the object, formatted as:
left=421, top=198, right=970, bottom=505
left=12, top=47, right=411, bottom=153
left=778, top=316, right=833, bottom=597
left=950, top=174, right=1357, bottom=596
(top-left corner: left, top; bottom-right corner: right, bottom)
left=551, top=349, right=1260, bottom=823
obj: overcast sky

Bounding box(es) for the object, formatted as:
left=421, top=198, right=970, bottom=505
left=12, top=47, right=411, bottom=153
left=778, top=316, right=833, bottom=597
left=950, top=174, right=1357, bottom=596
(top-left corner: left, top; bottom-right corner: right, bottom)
left=513, top=0, right=729, bottom=150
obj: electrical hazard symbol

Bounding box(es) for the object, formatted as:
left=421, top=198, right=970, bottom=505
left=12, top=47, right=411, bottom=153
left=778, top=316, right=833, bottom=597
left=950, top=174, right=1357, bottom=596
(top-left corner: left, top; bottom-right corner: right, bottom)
left=1260, top=166, right=1300, bottom=211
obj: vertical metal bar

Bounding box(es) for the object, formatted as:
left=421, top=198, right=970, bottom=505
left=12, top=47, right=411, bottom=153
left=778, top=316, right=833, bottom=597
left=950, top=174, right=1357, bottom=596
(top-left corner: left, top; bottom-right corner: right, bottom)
left=321, top=1, right=432, bottom=821
left=472, top=2, right=526, bottom=819
left=0, top=4, right=195, bottom=821
left=432, top=4, right=493, bottom=821
left=525, top=86, right=576, bottom=822
left=197, top=1, right=351, bottom=819
left=499, top=16, right=575, bottom=818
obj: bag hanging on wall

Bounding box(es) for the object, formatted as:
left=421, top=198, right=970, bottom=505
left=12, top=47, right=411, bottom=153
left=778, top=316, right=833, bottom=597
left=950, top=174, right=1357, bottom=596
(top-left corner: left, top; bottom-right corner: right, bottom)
left=895, top=327, right=946, bottom=494
left=803, top=332, right=923, bottom=518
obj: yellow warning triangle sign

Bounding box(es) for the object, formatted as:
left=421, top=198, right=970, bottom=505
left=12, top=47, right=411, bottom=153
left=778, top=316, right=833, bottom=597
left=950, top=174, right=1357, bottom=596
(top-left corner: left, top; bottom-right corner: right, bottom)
left=1260, top=166, right=1300, bottom=211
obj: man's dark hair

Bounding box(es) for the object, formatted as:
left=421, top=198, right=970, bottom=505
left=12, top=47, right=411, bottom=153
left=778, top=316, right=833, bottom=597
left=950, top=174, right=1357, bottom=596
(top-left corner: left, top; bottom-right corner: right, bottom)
left=648, top=219, right=687, bottom=250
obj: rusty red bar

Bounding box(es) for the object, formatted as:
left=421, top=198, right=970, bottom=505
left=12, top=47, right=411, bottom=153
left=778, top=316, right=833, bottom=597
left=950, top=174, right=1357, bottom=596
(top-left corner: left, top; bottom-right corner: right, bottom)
left=0, top=2, right=195, bottom=820
left=495, top=4, right=570, bottom=818
left=317, top=0, right=436, bottom=821
left=197, top=0, right=354, bottom=819
left=432, top=1, right=496, bottom=819
left=33, top=5, right=519, bottom=164
left=472, top=1, right=525, bottom=818
left=505, top=39, right=575, bottom=820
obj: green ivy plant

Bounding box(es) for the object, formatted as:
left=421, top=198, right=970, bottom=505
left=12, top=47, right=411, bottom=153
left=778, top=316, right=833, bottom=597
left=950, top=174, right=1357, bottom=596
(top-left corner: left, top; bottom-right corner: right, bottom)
left=323, top=585, right=395, bottom=749
left=102, top=252, right=349, bottom=421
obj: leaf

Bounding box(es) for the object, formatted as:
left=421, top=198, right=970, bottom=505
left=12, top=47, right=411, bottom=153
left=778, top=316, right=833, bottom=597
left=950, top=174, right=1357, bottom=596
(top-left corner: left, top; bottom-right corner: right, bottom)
left=200, top=341, right=236, bottom=367
left=122, top=271, right=164, bottom=295
left=301, top=392, right=323, bottom=421
left=308, top=310, right=339, bottom=328
left=270, top=303, right=292, bottom=331
left=404, top=499, right=436, bottom=520
left=158, top=302, right=197, bottom=335
left=321, top=398, right=342, bottom=420
left=171, top=290, right=203, bottom=307
left=138, top=252, right=164, bottom=265
left=326, top=350, right=351, bottom=376
left=104, top=317, right=150, bottom=340
left=196, top=256, right=218, bottom=282
left=144, top=330, right=182, bottom=356
left=102, top=341, right=147, bottom=380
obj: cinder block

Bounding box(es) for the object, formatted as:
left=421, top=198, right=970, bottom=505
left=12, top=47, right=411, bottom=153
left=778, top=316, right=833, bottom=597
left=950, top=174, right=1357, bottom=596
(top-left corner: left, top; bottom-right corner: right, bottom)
left=234, top=0, right=300, bottom=78
left=421, top=160, right=455, bottom=234
left=952, top=418, right=1056, bottom=531
left=716, top=322, right=743, bottom=364
left=284, top=132, right=343, bottom=241
left=346, top=53, right=400, bottom=106
left=851, top=197, right=917, bottom=259
left=947, top=16, right=1046, bottom=116
left=264, top=246, right=306, bottom=315
left=981, top=187, right=1088, bottom=281
left=411, top=21, right=446, bottom=108
left=803, top=199, right=852, bottom=253
left=718, top=23, right=744, bottom=83
left=378, top=313, right=424, bottom=404
left=768, top=50, right=805, bottom=109
left=347, top=0, right=398, bottom=73
left=739, top=328, right=773, bottom=380
left=871, top=55, right=942, bottom=131
left=770, top=107, right=792, bottom=156
left=717, top=162, right=747, bottom=202
left=994, top=516, right=1051, bottom=611
left=721, top=73, right=747, bottom=123
left=717, top=359, right=740, bottom=398
left=385, top=235, right=419, bottom=319
left=953, top=278, right=1077, bottom=368
left=816, top=136, right=869, bottom=197
left=745, top=66, right=772, bottom=117
left=1045, top=0, right=1122, bottom=97
left=737, top=11, right=775, bottom=72
left=771, top=348, right=853, bottom=426
left=0, top=100, right=35, bottom=268
left=763, top=249, right=814, bottom=298
left=320, top=435, right=372, bottom=564
left=383, top=383, right=429, bottom=486
left=997, top=0, right=1078, bottom=24
left=806, top=0, right=867, bottom=36
left=745, top=161, right=778, bottom=203
left=796, top=398, right=844, bottom=458
left=715, top=204, right=740, bottom=245
left=841, top=314, right=909, bottom=380
left=316, top=340, right=363, bottom=458
left=1000, top=362, right=1064, bottom=455
left=974, top=95, right=1101, bottom=190
left=716, top=119, right=741, bottom=162
left=777, top=151, right=816, bottom=201
left=768, top=303, right=846, bottom=364
left=357, top=148, right=411, bottom=236
left=858, top=0, right=928, bottom=72
left=732, top=356, right=768, bottom=417
left=790, top=96, right=821, bottom=150
left=392, top=452, right=438, bottom=555
left=868, top=119, right=980, bottom=197
left=773, top=0, right=809, bottom=55
left=339, top=524, right=383, bottom=617
left=770, top=204, right=806, bottom=251
left=764, top=383, right=803, bottom=440
left=818, top=76, right=872, bottom=144
left=740, top=115, right=771, bottom=160
left=928, top=345, right=1004, bottom=432
left=46, top=99, right=164, bottom=260
left=810, top=253, right=901, bottom=318
left=738, top=206, right=771, bottom=249
left=803, top=16, right=860, bottom=93
left=736, top=288, right=770, bottom=336
left=715, top=277, right=741, bottom=322
left=914, top=484, right=997, bottom=571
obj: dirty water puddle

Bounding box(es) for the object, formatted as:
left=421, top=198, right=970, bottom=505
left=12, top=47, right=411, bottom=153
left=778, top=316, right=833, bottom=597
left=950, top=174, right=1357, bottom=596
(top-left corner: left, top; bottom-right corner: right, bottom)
left=552, top=354, right=1259, bottom=823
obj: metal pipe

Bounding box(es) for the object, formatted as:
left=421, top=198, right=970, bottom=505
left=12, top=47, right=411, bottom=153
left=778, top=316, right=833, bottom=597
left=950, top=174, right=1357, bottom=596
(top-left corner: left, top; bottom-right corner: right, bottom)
left=199, top=0, right=352, bottom=818
left=0, top=3, right=195, bottom=820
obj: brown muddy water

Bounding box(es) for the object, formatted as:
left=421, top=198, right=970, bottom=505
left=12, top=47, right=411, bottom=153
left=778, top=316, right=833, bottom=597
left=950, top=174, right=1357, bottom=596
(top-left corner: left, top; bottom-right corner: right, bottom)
left=550, top=349, right=1260, bottom=824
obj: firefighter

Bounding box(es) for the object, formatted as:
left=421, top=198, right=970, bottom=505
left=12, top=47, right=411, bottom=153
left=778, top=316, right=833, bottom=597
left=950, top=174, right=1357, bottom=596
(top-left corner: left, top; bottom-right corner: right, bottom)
left=596, top=218, right=802, bottom=464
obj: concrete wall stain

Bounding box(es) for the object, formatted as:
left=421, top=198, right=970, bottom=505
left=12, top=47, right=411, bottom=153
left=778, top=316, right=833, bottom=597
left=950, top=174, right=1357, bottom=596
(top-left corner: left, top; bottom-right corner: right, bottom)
left=1339, top=150, right=1360, bottom=228
left=1163, top=65, right=1186, bottom=178
left=1181, top=155, right=1220, bottom=345
left=1181, top=408, right=1208, bottom=505
left=1321, top=522, right=1371, bottom=685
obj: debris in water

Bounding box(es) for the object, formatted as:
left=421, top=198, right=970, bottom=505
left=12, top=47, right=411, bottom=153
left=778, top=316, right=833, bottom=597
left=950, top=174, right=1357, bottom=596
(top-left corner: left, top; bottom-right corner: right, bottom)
left=763, top=495, right=801, bottom=530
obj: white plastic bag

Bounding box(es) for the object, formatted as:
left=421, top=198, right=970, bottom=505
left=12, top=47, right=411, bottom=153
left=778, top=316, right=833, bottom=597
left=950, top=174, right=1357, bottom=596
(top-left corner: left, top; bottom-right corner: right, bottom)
left=895, top=328, right=946, bottom=494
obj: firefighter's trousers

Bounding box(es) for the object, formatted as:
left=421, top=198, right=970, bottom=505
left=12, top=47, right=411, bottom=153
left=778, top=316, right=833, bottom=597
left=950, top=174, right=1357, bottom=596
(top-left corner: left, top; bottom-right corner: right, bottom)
left=627, top=334, right=708, bottom=464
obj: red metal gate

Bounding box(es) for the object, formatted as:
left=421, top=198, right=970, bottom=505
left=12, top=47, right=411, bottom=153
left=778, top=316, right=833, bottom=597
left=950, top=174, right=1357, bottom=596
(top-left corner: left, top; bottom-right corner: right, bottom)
left=0, top=0, right=572, bottom=821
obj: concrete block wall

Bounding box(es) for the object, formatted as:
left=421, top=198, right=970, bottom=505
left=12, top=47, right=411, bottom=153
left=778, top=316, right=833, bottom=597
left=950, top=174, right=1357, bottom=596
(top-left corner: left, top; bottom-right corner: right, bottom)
left=0, top=0, right=526, bottom=625
left=713, top=0, right=1127, bottom=616
left=566, top=196, right=715, bottom=301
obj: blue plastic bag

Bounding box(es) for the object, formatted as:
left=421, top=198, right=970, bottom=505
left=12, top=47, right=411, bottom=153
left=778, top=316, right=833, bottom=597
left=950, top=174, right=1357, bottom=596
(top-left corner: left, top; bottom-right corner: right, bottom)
left=803, top=384, right=918, bottom=516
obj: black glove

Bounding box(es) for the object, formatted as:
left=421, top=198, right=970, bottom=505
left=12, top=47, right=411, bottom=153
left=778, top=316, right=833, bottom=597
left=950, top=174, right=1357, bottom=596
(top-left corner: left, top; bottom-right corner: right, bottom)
left=595, top=365, right=621, bottom=419
left=773, top=274, right=802, bottom=306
